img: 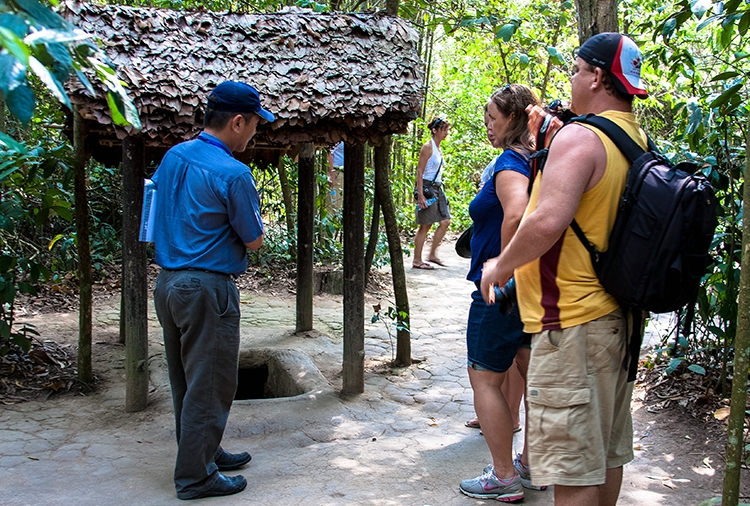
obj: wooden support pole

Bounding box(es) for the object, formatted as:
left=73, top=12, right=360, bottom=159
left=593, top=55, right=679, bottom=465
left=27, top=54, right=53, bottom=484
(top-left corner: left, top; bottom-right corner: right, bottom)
left=73, top=107, right=92, bottom=383
left=296, top=143, right=315, bottom=333
left=374, top=137, right=411, bottom=366
left=122, top=134, right=149, bottom=412
left=342, top=142, right=365, bottom=395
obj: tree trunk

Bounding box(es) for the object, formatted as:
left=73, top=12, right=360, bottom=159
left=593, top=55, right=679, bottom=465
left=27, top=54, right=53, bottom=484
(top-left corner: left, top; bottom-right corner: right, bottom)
left=385, top=0, right=399, bottom=16
left=342, top=142, right=365, bottom=395
left=574, top=0, right=618, bottom=42
left=296, top=143, right=315, bottom=333
left=722, top=115, right=750, bottom=506
left=122, top=134, right=149, bottom=412
left=277, top=153, right=296, bottom=258
left=364, top=191, right=380, bottom=284
left=374, top=137, right=411, bottom=367
left=73, top=108, right=92, bottom=383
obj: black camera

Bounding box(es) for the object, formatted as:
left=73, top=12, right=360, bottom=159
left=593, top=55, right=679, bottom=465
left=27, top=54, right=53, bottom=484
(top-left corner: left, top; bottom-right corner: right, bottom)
left=493, top=278, right=517, bottom=314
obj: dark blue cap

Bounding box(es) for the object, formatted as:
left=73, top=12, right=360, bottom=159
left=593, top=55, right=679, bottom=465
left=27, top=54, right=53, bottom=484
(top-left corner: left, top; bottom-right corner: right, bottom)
left=207, top=81, right=275, bottom=122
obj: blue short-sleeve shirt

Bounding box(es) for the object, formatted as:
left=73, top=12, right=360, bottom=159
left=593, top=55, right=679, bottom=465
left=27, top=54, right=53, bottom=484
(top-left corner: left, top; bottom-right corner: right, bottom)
left=466, top=149, right=530, bottom=283
left=151, top=132, right=264, bottom=276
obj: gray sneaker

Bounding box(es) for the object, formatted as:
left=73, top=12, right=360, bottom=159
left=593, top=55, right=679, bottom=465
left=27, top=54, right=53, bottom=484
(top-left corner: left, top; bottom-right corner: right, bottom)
left=513, top=454, right=548, bottom=491
left=459, top=466, right=524, bottom=502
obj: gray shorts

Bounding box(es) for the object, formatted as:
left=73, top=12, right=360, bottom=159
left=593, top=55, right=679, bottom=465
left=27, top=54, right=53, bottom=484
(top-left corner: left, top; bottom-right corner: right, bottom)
left=416, top=184, right=450, bottom=225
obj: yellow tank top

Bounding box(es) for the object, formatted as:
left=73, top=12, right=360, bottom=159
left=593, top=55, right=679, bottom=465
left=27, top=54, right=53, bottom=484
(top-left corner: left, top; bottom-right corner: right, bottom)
left=515, top=111, right=647, bottom=333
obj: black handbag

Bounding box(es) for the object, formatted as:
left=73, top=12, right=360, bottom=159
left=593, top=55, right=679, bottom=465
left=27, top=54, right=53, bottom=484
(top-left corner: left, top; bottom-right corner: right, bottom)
left=455, top=224, right=473, bottom=258
left=414, top=159, right=443, bottom=201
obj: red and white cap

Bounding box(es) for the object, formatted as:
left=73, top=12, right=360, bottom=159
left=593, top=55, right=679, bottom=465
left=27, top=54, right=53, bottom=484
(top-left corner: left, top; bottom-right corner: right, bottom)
left=578, top=33, right=648, bottom=99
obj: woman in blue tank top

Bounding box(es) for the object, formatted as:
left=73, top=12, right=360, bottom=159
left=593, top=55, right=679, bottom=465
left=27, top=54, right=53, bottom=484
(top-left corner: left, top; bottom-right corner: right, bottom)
left=459, top=85, right=549, bottom=500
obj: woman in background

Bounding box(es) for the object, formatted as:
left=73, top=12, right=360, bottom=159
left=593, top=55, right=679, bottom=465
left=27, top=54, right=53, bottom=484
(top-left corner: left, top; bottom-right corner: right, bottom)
left=413, top=117, right=451, bottom=270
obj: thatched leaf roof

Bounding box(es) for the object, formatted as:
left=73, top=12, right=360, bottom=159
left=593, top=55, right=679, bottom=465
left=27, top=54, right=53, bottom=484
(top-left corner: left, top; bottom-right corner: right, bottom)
left=62, top=1, right=424, bottom=149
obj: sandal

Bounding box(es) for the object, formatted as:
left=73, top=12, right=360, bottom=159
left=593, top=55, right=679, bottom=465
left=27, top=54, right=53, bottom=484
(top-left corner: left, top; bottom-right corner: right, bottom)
left=428, top=257, right=446, bottom=267
left=412, top=262, right=434, bottom=270
left=464, top=418, right=481, bottom=429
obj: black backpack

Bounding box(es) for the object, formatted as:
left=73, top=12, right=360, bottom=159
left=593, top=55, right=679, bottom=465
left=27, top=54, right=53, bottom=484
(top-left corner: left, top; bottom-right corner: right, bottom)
left=568, top=114, right=718, bottom=314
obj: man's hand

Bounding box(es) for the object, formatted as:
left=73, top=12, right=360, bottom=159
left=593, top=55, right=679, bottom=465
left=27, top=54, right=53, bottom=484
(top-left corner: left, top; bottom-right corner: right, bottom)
left=480, top=256, right=513, bottom=304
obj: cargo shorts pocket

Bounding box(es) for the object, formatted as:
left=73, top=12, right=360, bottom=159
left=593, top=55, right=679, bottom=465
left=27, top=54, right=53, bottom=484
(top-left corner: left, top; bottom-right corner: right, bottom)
left=527, top=328, right=592, bottom=455
left=527, top=385, right=592, bottom=456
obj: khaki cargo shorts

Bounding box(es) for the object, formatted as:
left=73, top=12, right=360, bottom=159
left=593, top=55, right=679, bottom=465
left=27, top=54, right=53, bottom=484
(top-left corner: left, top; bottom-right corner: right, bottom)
left=526, top=309, right=634, bottom=487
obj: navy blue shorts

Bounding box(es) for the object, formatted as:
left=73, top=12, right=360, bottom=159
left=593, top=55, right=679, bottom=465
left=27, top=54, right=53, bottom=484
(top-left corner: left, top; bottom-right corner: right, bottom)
left=466, top=288, right=528, bottom=373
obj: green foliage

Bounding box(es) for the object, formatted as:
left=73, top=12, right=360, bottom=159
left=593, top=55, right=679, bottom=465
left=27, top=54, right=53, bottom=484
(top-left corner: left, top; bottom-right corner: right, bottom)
left=0, top=0, right=141, bottom=129
left=0, top=131, right=67, bottom=354
left=632, top=0, right=749, bottom=393
left=371, top=300, right=410, bottom=362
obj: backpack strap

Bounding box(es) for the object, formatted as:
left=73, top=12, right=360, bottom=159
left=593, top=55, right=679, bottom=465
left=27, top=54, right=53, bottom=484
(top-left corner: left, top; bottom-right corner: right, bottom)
left=570, top=219, right=600, bottom=267
left=566, top=114, right=656, bottom=266
left=571, top=113, right=653, bottom=162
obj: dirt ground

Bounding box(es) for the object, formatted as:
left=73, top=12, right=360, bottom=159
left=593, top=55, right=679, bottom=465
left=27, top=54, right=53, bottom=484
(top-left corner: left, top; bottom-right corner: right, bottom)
left=3, top=257, right=750, bottom=505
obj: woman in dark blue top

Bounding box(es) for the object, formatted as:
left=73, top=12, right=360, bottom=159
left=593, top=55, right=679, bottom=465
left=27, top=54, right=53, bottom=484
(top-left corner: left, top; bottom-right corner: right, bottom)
left=459, top=85, right=547, bottom=500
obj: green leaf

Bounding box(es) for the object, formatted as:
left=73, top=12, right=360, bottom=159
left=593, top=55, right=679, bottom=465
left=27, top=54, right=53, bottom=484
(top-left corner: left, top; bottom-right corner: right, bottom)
left=0, top=53, right=26, bottom=95
left=712, top=71, right=740, bottom=81
left=17, top=282, right=36, bottom=295
left=27, top=56, right=71, bottom=109
left=696, top=14, right=719, bottom=31
left=690, top=0, right=713, bottom=19
left=519, top=53, right=530, bottom=67
left=5, top=81, right=35, bottom=125
left=24, top=28, right=92, bottom=45
left=14, top=0, right=70, bottom=31
left=106, top=91, right=129, bottom=126
left=0, top=131, right=29, bottom=154
left=0, top=13, right=30, bottom=38
left=496, top=23, right=518, bottom=42
left=665, top=357, right=683, bottom=374
left=0, top=26, right=31, bottom=65
left=709, top=82, right=743, bottom=108
left=663, top=18, right=677, bottom=37
left=50, top=206, right=72, bottom=221
left=74, top=68, right=95, bottom=96
left=685, top=99, right=702, bottom=135
left=687, top=364, right=706, bottom=375
left=739, top=10, right=750, bottom=35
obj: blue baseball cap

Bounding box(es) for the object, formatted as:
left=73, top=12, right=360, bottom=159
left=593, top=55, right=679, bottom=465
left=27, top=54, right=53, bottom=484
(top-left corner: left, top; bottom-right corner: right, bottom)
left=207, top=81, right=275, bottom=122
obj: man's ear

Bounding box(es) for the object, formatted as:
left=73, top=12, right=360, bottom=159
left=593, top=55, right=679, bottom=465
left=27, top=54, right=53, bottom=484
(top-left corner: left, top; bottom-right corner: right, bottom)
left=591, top=67, right=605, bottom=90
left=230, top=114, right=244, bottom=133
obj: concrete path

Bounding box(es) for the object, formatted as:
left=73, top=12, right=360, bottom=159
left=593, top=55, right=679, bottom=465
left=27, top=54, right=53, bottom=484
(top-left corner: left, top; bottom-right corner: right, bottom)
left=0, top=243, right=713, bottom=505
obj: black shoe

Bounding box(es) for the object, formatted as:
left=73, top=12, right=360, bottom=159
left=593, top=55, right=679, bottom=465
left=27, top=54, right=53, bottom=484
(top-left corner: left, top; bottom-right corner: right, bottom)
left=215, top=450, right=252, bottom=471
left=178, top=473, right=247, bottom=500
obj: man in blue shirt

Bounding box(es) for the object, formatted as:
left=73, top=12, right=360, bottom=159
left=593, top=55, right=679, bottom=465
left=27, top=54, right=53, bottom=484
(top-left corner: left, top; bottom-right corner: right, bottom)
left=152, top=81, right=273, bottom=500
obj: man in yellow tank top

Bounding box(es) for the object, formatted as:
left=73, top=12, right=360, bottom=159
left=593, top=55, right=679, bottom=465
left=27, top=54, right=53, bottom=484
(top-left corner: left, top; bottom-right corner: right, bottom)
left=480, top=33, right=648, bottom=506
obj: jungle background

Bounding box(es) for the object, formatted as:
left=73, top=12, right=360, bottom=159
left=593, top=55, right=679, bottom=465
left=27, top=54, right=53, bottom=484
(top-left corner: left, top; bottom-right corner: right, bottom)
left=0, top=0, right=749, bottom=502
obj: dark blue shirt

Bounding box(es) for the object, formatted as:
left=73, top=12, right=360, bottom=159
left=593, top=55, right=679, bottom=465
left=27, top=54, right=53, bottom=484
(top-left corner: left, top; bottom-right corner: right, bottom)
left=152, top=132, right=264, bottom=276
left=466, top=149, right=530, bottom=283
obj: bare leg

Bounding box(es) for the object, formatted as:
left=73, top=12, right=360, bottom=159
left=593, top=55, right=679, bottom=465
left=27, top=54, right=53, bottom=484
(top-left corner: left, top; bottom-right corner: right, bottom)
left=413, top=224, right=432, bottom=266
left=555, top=484, right=599, bottom=506
left=553, top=466, right=622, bottom=506
left=513, top=348, right=531, bottom=465
left=501, top=361, right=524, bottom=430
left=468, top=366, right=515, bottom=479
left=600, top=467, right=623, bottom=506
left=428, top=218, right=450, bottom=263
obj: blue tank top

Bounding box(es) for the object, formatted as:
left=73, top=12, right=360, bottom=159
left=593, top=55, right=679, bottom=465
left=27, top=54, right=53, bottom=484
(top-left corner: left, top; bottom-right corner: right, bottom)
left=466, top=149, right=530, bottom=283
